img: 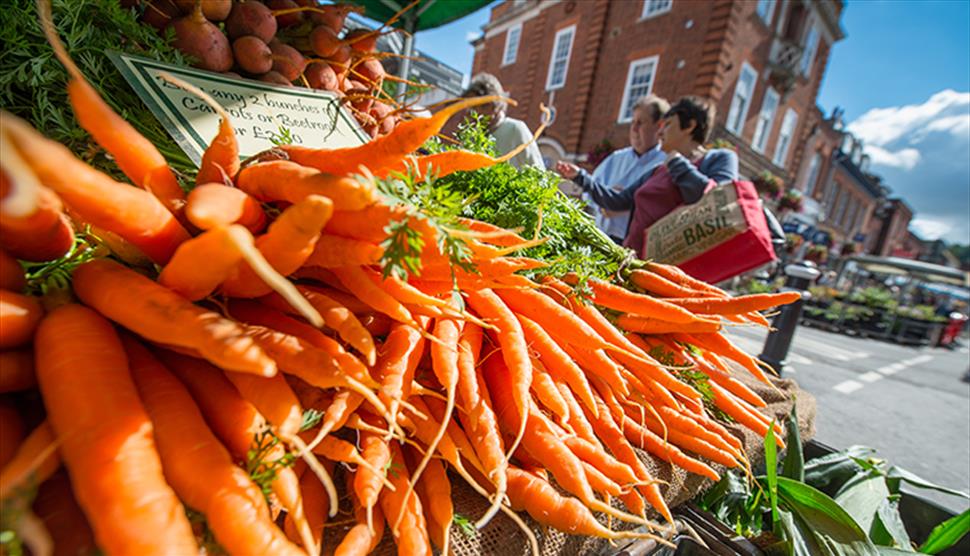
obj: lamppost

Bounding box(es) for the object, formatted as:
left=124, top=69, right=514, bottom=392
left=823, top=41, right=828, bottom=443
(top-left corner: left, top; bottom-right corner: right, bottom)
left=759, top=261, right=821, bottom=375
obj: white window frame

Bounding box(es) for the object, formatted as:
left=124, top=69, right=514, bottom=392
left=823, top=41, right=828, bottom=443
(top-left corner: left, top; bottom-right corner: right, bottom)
left=502, top=23, right=522, bottom=66
left=545, top=25, right=576, bottom=91
left=617, top=56, right=660, bottom=124
left=641, top=0, right=672, bottom=20
left=773, top=108, right=798, bottom=166
left=751, top=87, right=779, bottom=153
left=804, top=151, right=822, bottom=196
left=756, top=0, right=776, bottom=25
left=800, top=22, right=820, bottom=76
left=726, top=62, right=758, bottom=136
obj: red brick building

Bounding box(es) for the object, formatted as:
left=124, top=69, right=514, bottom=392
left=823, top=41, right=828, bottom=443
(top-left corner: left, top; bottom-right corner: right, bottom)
left=471, top=0, right=845, bottom=183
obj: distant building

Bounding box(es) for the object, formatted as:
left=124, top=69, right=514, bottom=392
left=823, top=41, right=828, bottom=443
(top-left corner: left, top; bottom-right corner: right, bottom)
left=870, top=198, right=915, bottom=257
left=471, top=0, right=845, bottom=177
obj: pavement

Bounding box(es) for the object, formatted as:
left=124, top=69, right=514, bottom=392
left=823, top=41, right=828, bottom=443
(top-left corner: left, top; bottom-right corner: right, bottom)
left=724, top=322, right=970, bottom=514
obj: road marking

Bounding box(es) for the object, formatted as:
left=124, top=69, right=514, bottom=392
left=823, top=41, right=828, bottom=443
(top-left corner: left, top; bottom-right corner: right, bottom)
left=860, top=371, right=883, bottom=383
left=877, top=365, right=901, bottom=375
left=960, top=347, right=969, bottom=354
left=794, top=336, right=869, bottom=360
left=905, top=354, right=933, bottom=366
left=787, top=367, right=797, bottom=375
left=789, top=353, right=813, bottom=365
left=834, top=380, right=864, bottom=394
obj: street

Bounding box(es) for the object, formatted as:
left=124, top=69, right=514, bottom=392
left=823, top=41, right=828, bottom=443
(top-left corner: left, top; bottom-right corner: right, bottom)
left=724, top=323, right=970, bottom=514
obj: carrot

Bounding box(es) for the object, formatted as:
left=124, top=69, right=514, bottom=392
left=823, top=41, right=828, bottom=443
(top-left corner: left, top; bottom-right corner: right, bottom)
left=497, top=287, right=613, bottom=351
left=354, top=424, right=391, bottom=531
left=562, top=343, right=631, bottom=398
left=505, top=467, right=654, bottom=540
left=455, top=217, right=527, bottom=247
left=676, top=332, right=773, bottom=383
left=287, top=458, right=335, bottom=552
left=185, top=183, right=266, bottom=233
left=324, top=204, right=405, bottom=243
left=709, top=381, right=785, bottom=448
left=669, top=292, right=802, bottom=315
left=336, top=478, right=386, bottom=556
left=563, top=275, right=704, bottom=324
left=72, top=259, right=275, bottom=376
left=2, top=113, right=189, bottom=264
left=643, top=262, right=727, bottom=296
left=158, top=74, right=240, bottom=185
left=655, top=405, right=744, bottom=461
left=0, top=290, right=43, bottom=349
left=236, top=160, right=376, bottom=210
left=687, top=349, right=767, bottom=408
left=627, top=268, right=706, bottom=298
left=156, top=349, right=317, bottom=554
left=375, top=319, right=428, bottom=430
left=221, top=195, right=334, bottom=298
left=379, top=442, right=433, bottom=556
left=405, top=445, right=453, bottom=553
left=34, top=304, right=198, bottom=555
left=562, top=435, right=640, bottom=487
left=0, top=181, right=74, bottom=263
left=39, top=1, right=186, bottom=214
left=123, top=338, right=305, bottom=556
left=381, top=136, right=536, bottom=179
left=0, top=420, right=59, bottom=501
left=532, top=366, right=570, bottom=423
left=635, top=412, right=739, bottom=468
left=464, top=289, right=532, bottom=462
left=313, top=390, right=365, bottom=444
left=0, top=250, right=25, bottom=292
left=482, top=354, right=645, bottom=525
left=158, top=224, right=321, bottom=327
left=620, top=415, right=720, bottom=481
left=0, top=401, right=24, bottom=469
left=332, top=265, right=417, bottom=326
left=304, top=234, right=384, bottom=268
left=261, top=285, right=376, bottom=365
left=394, top=317, right=462, bottom=532
left=31, top=470, right=98, bottom=556
left=554, top=380, right=602, bottom=448
left=616, top=314, right=722, bottom=335
left=516, top=315, right=598, bottom=416
left=281, top=95, right=504, bottom=176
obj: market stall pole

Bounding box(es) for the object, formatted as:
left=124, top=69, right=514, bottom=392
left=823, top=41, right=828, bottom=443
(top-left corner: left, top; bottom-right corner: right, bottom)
left=759, top=262, right=820, bottom=375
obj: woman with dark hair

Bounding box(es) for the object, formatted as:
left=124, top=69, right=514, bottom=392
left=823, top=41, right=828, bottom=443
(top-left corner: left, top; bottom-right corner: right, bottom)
left=623, top=96, right=739, bottom=255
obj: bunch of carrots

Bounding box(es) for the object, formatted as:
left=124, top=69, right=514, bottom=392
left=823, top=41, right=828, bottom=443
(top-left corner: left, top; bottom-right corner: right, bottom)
left=0, top=3, right=802, bottom=555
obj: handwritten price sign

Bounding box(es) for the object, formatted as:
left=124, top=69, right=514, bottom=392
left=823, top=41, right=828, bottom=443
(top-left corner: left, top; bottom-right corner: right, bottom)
left=109, top=52, right=368, bottom=167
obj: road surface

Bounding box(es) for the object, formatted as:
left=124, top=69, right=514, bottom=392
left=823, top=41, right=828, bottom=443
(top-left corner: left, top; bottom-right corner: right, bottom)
left=725, top=323, right=970, bottom=514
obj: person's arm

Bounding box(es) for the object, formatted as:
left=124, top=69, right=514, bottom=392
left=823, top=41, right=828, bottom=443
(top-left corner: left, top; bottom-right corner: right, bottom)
left=573, top=168, right=639, bottom=211
left=666, top=149, right=739, bottom=203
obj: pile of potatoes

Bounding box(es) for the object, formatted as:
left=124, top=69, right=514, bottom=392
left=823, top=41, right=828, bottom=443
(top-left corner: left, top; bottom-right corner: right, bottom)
left=135, top=0, right=397, bottom=137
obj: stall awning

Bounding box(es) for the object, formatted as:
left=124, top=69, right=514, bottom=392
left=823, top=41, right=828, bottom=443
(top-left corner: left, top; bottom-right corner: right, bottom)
left=846, top=255, right=970, bottom=287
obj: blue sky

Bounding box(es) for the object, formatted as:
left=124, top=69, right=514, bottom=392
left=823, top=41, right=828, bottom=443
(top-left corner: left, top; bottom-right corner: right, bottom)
left=411, top=0, right=970, bottom=243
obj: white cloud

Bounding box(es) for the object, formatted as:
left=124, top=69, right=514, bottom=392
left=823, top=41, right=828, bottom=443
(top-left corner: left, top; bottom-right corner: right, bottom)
left=847, top=89, right=970, bottom=147
left=911, top=218, right=953, bottom=241
left=465, top=30, right=483, bottom=43
left=864, top=145, right=921, bottom=170
left=845, top=90, right=970, bottom=244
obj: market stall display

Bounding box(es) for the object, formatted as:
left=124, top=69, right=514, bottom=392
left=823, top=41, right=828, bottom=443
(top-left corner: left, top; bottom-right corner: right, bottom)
left=0, top=2, right=816, bottom=556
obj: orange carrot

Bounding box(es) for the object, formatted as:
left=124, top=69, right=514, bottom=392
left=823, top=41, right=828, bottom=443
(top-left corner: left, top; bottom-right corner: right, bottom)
left=517, top=315, right=598, bottom=416
left=0, top=183, right=74, bottom=263
left=31, top=471, right=98, bottom=556
left=562, top=275, right=703, bottom=324
left=375, top=319, right=428, bottom=427
left=497, top=287, right=613, bottom=351
left=2, top=113, right=189, bottom=264
left=620, top=415, right=720, bottom=481
left=532, top=366, right=570, bottom=423
left=0, top=249, right=25, bottom=292
left=336, top=478, right=385, bottom=556
left=236, top=160, right=376, bottom=210
left=627, top=269, right=707, bottom=298
left=34, top=304, right=198, bottom=555
left=284, top=460, right=331, bottom=551
left=72, top=259, right=275, bottom=376
left=185, top=183, right=266, bottom=233
left=676, top=332, right=772, bottom=383
left=0, top=420, right=59, bottom=501
left=280, top=95, right=504, bottom=176
left=332, top=265, right=417, bottom=325
left=0, top=401, right=24, bottom=469
left=221, top=195, right=334, bottom=298
left=39, top=2, right=186, bottom=214
left=455, top=217, right=526, bottom=247
left=643, top=262, right=727, bottom=296
left=304, top=234, right=384, bottom=268
left=562, top=343, right=632, bottom=398
left=668, top=292, right=802, bottom=315
left=124, top=338, right=305, bottom=556
left=354, top=424, right=391, bottom=531
left=379, top=442, right=432, bottom=556
left=709, top=381, right=785, bottom=448
left=0, top=290, right=42, bottom=349
left=405, top=445, right=453, bottom=553
left=616, top=314, right=722, bottom=334
left=562, top=435, right=640, bottom=487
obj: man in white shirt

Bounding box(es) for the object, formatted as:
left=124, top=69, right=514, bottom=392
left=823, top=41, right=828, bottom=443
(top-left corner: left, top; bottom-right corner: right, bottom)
left=556, top=95, right=669, bottom=242
left=462, top=73, right=546, bottom=170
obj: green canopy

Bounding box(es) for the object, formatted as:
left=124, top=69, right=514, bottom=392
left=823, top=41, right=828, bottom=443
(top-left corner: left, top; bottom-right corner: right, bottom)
left=348, top=0, right=492, bottom=33
left=347, top=0, right=492, bottom=98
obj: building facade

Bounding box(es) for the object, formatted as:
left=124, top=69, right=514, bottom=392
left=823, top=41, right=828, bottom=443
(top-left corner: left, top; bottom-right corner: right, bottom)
left=471, top=0, right=844, bottom=180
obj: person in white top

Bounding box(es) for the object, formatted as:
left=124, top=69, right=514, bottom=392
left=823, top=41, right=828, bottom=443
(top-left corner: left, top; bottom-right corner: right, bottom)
left=556, top=95, right=669, bottom=242
left=461, top=73, right=546, bottom=171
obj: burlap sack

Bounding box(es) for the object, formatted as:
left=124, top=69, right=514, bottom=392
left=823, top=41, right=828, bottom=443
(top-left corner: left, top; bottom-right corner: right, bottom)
left=321, top=372, right=816, bottom=556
